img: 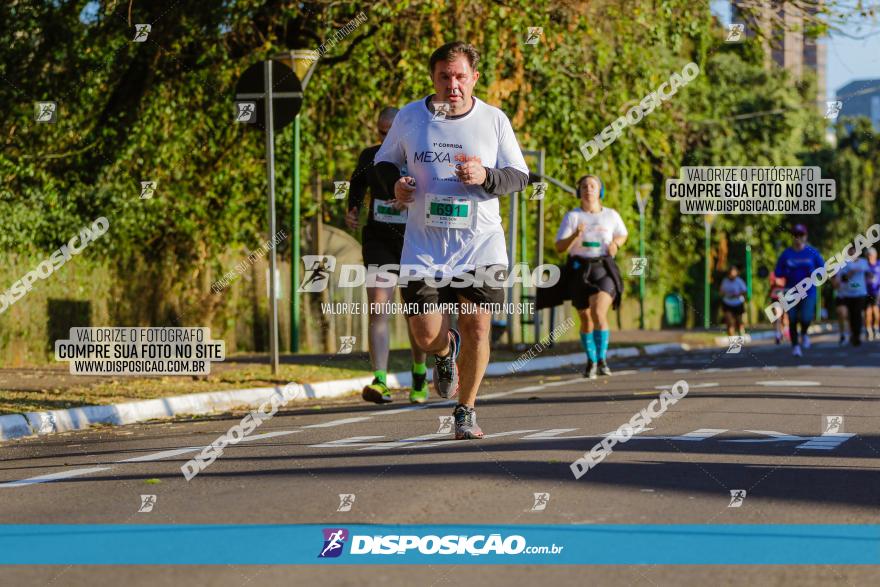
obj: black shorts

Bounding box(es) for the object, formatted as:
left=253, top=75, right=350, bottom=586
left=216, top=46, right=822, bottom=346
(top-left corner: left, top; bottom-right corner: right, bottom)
left=722, top=301, right=745, bottom=316
left=835, top=297, right=847, bottom=308
left=400, top=265, right=507, bottom=315
left=361, top=224, right=404, bottom=271
left=568, top=257, right=617, bottom=310
left=867, top=294, right=878, bottom=306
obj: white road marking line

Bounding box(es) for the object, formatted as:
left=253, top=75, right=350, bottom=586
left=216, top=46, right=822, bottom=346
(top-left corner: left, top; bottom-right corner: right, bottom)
left=796, top=433, right=855, bottom=450
left=543, top=378, right=582, bottom=388
left=521, top=429, right=578, bottom=439
left=479, top=391, right=516, bottom=400
left=654, top=382, right=718, bottom=390
left=116, top=447, right=201, bottom=463
left=302, top=417, right=373, bottom=428
left=511, top=385, right=545, bottom=393
left=237, top=430, right=301, bottom=442
left=359, top=433, right=448, bottom=450
left=828, top=365, right=845, bottom=369
left=703, top=368, right=720, bottom=373
left=370, top=406, right=425, bottom=416
left=414, top=429, right=542, bottom=449
left=661, top=428, right=727, bottom=441
left=672, top=369, right=692, bottom=373
left=483, top=429, right=541, bottom=439
left=309, top=435, right=385, bottom=448
left=119, top=431, right=299, bottom=463
left=795, top=365, right=814, bottom=369
left=603, top=427, right=654, bottom=441
left=755, top=380, right=821, bottom=387
left=614, top=370, right=639, bottom=376
left=0, top=467, right=114, bottom=489
left=723, top=430, right=808, bottom=443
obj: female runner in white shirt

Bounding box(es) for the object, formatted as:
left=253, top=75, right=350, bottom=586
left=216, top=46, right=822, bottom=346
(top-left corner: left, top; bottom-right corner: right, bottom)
left=555, top=175, right=628, bottom=379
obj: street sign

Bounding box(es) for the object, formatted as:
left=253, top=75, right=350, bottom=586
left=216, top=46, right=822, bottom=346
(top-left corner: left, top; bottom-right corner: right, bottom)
left=234, top=60, right=303, bottom=131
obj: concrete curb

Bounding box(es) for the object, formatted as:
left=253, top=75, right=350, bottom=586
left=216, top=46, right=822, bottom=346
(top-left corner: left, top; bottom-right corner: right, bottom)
left=0, top=341, right=693, bottom=443
left=0, top=415, right=32, bottom=441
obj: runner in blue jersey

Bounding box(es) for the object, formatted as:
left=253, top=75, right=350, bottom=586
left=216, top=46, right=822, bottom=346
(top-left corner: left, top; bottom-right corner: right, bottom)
left=774, top=224, right=824, bottom=357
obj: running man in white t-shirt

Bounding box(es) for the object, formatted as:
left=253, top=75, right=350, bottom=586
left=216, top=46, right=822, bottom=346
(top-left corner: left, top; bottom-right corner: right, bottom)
left=555, top=175, right=628, bottom=379
left=373, top=41, right=529, bottom=439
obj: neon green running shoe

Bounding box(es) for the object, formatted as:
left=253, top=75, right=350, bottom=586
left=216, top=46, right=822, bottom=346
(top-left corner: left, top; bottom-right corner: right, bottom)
left=362, top=378, right=392, bottom=404
left=409, top=380, right=429, bottom=404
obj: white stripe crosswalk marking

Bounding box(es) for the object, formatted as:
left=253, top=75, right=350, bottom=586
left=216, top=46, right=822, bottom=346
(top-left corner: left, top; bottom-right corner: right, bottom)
left=543, top=378, right=582, bottom=388
left=0, top=467, right=114, bottom=488
left=118, top=431, right=298, bottom=463
left=309, top=435, right=385, bottom=448
left=413, top=429, right=541, bottom=449
left=660, top=428, right=727, bottom=441
left=522, top=429, right=578, bottom=439
left=603, top=427, right=654, bottom=441
left=796, top=433, right=855, bottom=450
left=359, top=433, right=448, bottom=450
left=723, top=430, right=804, bottom=442
left=512, top=385, right=545, bottom=393
left=302, top=417, right=373, bottom=428
left=483, top=429, right=541, bottom=439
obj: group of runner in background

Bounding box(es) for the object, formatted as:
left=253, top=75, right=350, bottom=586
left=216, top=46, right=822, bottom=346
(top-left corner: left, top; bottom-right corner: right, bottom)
left=763, top=225, right=880, bottom=356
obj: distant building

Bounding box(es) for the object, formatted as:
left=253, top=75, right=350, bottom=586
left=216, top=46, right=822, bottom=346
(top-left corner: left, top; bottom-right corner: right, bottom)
left=731, top=1, right=827, bottom=113
left=836, top=79, right=880, bottom=130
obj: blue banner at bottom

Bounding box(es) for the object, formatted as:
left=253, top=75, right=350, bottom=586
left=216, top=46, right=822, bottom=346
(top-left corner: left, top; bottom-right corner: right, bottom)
left=0, top=524, right=878, bottom=565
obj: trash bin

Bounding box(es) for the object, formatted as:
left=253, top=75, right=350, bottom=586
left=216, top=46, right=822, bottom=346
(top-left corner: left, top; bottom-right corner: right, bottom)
left=664, top=293, right=684, bottom=327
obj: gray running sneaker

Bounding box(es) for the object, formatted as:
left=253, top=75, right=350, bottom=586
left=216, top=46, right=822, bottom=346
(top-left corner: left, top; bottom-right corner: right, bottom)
left=432, top=328, right=461, bottom=399
left=584, top=361, right=597, bottom=379
left=597, top=360, right=612, bottom=376
left=453, top=404, right=483, bottom=439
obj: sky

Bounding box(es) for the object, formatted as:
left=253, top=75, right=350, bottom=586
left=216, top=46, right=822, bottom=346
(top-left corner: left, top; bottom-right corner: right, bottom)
left=710, top=0, right=880, bottom=100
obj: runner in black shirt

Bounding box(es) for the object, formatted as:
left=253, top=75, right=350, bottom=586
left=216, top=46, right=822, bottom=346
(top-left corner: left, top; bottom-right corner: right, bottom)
left=346, top=107, right=428, bottom=403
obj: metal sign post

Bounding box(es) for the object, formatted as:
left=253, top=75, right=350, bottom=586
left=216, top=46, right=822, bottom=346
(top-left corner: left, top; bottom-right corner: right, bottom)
left=635, top=183, right=652, bottom=330
left=264, top=61, right=280, bottom=374
left=235, top=60, right=303, bottom=374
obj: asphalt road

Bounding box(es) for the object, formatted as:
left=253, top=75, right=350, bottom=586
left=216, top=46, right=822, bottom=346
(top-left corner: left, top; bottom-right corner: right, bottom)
left=1, top=333, right=879, bottom=585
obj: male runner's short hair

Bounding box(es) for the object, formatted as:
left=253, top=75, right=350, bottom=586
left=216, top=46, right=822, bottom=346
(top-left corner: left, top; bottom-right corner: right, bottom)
left=429, top=41, right=480, bottom=75
left=377, top=107, right=399, bottom=125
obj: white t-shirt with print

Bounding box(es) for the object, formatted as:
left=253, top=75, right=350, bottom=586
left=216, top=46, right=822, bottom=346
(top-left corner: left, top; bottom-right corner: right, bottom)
left=555, top=207, right=628, bottom=259
left=838, top=258, right=870, bottom=298
left=373, top=96, right=529, bottom=278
